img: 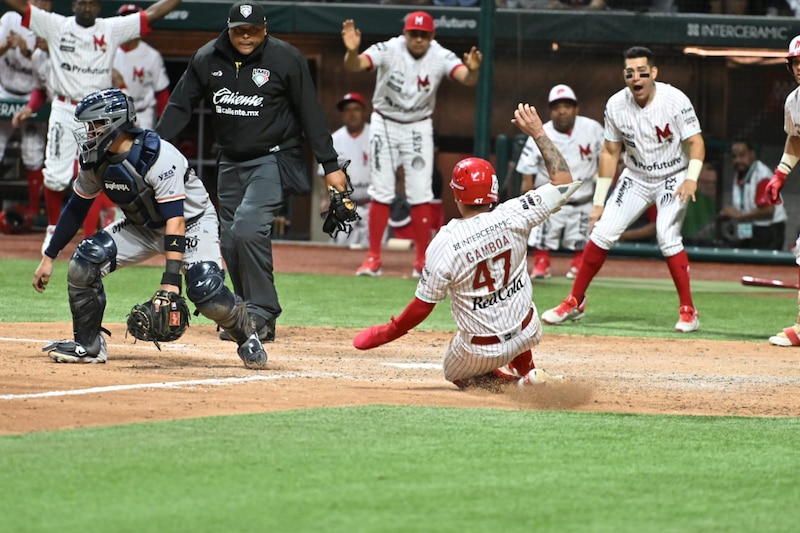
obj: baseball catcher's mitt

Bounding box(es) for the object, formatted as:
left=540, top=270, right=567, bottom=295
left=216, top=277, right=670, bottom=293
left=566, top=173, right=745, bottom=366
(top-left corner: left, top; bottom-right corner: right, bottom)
left=323, top=160, right=361, bottom=238
left=126, top=290, right=190, bottom=350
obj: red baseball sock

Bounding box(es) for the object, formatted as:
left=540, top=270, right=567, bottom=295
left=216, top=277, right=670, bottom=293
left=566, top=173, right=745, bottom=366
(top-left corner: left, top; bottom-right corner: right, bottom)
left=534, top=248, right=551, bottom=262
left=26, top=169, right=43, bottom=215
left=571, top=249, right=584, bottom=268
left=410, top=203, right=432, bottom=267
left=367, top=201, right=391, bottom=258
left=43, top=187, right=64, bottom=225
left=665, top=250, right=694, bottom=308
left=570, top=240, right=607, bottom=302
left=509, top=350, right=535, bottom=376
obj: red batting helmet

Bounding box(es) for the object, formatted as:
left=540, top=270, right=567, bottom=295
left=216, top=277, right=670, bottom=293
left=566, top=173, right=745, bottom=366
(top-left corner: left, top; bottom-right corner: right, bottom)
left=449, top=157, right=499, bottom=205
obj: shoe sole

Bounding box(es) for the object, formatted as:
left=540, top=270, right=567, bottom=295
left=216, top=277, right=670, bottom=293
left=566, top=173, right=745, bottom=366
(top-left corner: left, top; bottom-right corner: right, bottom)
left=49, top=352, right=106, bottom=364
left=542, top=311, right=584, bottom=325
left=675, top=321, right=700, bottom=333
left=356, top=269, right=382, bottom=277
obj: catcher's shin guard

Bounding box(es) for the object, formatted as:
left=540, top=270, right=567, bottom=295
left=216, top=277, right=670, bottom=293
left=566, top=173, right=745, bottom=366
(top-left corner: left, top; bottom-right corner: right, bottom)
left=67, top=232, right=117, bottom=354
left=186, top=262, right=256, bottom=344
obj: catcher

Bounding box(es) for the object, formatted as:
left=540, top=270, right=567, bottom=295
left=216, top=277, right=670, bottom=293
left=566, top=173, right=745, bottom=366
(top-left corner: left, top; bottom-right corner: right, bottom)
left=32, top=88, right=268, bottom=369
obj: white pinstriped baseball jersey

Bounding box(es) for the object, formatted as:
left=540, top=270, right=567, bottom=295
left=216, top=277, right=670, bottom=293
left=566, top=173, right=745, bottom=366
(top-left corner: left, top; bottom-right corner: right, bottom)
left=0, top=11, right=38, bottom=96
left=363, top=36, right=463, bottom=122
left=113, top=41, right=169, bottom=130
left=26, top=6, right=142, bottom=102
left=783, top=85, right=800, bottom=136
left=415, top=184, right=564, bottom=336
left=516, top=115, right=603, bottom=203
left=604, top=81, right=701, bottom=180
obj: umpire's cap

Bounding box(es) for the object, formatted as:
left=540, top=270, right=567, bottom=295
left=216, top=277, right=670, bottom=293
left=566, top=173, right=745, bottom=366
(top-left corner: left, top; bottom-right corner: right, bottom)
left=228, top=2, right=266, bottom=28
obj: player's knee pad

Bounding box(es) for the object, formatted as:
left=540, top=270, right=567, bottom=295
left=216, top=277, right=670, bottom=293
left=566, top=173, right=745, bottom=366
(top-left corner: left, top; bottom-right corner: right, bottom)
left=186, top=262, right=253, bottom=342
left=67, top=232, right=115, bottom=348
left=68, top=231, right=117, bottom=289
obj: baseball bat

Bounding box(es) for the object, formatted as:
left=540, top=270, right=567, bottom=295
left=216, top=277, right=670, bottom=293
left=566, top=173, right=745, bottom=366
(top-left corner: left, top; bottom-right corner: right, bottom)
left=741, top=276, right=800, bottom=290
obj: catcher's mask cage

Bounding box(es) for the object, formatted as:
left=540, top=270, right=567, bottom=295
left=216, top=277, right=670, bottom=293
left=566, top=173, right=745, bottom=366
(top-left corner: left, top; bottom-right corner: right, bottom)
left=449, top=157, right=499, bottom=205
left=73, top=88, right=137, bottom=164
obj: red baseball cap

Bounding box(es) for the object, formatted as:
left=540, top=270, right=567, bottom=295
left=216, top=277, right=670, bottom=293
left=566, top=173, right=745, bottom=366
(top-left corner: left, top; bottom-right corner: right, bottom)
left=403, top=11, right=434, bottom=33
left=337, top=92, right=367, bottom=111
left=117, top=3, right=142, bottom=16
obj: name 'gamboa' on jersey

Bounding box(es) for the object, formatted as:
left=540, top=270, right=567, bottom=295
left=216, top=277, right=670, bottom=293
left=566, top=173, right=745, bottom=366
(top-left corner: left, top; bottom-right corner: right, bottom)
left=212, top=88, right=263, bottom=117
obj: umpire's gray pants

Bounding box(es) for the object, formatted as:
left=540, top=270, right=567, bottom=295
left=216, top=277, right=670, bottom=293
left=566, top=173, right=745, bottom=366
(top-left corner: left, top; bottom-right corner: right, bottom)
left=217, top=154, right=283, bottom=323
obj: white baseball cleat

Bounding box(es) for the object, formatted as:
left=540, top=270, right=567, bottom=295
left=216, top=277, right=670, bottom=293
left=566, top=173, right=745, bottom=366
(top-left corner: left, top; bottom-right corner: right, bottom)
left=675, top=305, right=699, bottom=333
left=518, top=368, right=565, bottom=387
left=542, top=295, right=586, bottom=325
left=41, top=224, right=55, bottom=255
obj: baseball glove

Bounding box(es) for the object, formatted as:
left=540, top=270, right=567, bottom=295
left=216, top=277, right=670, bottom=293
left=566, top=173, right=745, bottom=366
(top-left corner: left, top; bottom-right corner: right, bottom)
left=126, top=290, right=190, bottom=350
left=323, top=160, right=361, bottom=238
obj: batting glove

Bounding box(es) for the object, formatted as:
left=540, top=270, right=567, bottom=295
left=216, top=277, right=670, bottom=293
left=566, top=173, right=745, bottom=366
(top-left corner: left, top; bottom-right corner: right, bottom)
left=765, top=169, right=788, bottom=204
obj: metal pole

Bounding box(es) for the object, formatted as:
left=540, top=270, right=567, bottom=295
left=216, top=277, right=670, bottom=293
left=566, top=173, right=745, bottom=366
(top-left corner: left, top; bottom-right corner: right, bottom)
left=473, top=0, right=495, bottom=159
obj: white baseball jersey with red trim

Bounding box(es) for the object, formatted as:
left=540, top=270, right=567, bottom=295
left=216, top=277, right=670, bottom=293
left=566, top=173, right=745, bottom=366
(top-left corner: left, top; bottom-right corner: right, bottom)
left=363, top=36, right=463, bottom=122
left=783, top=85, right=800, bottom=136
left=330, top=124, right=371, bottom=204
left=26, top=6, right=142, bottom=102
left=114, top=41, right=169, bottom=130
left=516, top=115, right=603, bottom=203
left=604, top=81, right=701, bottom=180
left=0, top=11, right=38, bottom=96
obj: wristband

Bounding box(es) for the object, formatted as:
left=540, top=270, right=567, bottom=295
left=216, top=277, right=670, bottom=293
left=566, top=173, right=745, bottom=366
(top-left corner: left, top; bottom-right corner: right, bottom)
left=592, top=176, right=613, bottom=207
left=685, top=159, right=703, bottom=182
left=161, top=259, right=183, bottom=291
left=164, top=234, right=186, bottom=253
left=778, top=152, right=799, bottom=175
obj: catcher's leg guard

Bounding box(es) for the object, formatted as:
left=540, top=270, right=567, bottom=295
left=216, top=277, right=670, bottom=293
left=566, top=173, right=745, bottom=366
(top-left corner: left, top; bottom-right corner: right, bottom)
left=186, top=262, right=257, bottom=345
left=66, top=231, right=116, bottom=356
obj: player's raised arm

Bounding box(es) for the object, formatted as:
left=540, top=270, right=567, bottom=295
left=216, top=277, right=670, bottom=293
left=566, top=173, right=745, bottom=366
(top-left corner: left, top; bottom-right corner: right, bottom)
left=144, top=0, right=182, bottom=24
left=512, top=103, right=572, bottom=185
left=342, top=19, right=369, bottom=72
left=4, top=0, right=28, bottom=14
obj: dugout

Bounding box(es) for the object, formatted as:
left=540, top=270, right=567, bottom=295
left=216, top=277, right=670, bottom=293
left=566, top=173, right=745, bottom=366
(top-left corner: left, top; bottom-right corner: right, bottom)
left=2, top=1, right=798, bottom=262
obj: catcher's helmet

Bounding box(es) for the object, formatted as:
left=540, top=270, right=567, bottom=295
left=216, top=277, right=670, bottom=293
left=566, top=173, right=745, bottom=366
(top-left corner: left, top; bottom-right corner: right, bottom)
left=73, top=88, right=136, bottom=164
left=449, top=157, right=499, bottom=205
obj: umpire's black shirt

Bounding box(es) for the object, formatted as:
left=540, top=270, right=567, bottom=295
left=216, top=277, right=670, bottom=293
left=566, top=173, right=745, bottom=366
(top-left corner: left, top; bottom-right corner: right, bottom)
left=156, top=31, right=340, bottom=174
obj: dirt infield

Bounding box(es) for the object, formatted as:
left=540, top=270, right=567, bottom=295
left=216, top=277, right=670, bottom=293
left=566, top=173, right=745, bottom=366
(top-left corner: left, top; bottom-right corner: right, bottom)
left=2, top=232, right=800, bottom=435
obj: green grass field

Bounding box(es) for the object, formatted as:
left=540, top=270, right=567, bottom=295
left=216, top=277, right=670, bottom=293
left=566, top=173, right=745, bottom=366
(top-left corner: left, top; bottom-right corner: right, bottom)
left=2, top=259, right=799, bottom=532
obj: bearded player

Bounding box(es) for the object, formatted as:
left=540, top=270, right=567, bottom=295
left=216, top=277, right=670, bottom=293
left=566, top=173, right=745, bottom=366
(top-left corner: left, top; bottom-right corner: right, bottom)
left=353, top=103, right=579, bottom=389
left=32, top=89, right=266, bottom=369
left=342, top=11, right=482, bottom=278
left=764, top=35, right=800, bottom=347
left=541, top=46, right=704, bottom=333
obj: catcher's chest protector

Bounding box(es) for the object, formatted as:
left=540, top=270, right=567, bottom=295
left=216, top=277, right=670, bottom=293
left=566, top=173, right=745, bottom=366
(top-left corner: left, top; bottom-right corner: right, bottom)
left=98, top=131, right=164, bottom=228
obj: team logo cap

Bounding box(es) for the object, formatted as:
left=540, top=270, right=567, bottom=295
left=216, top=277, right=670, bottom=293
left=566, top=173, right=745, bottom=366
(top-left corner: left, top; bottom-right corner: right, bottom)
left=337, top=92, right=367, bottom=111
left=228, top=1, right=266, bottom=29
left=117, top=4, right=142, bottom=16
left=403, top=11, right=434, bottom=33
left=788, top=35, right=800, bottom=58
left=548, top=84, right=577, bottom=105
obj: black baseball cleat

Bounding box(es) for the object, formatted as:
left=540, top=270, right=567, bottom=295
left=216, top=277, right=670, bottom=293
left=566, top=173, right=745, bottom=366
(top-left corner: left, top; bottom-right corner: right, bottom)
left=220, top=316, right=275, bottom=343
left=237, top=334, right=268, bottom=369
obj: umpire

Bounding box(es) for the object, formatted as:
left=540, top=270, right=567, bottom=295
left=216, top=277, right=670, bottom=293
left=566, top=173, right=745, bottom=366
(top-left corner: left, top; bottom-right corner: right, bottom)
left=156, top=1, right=347, bottom=342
